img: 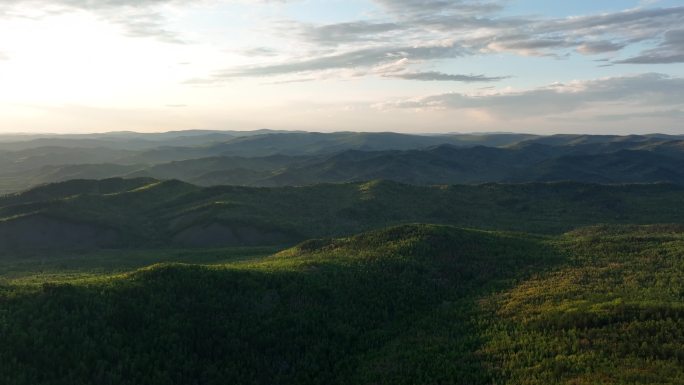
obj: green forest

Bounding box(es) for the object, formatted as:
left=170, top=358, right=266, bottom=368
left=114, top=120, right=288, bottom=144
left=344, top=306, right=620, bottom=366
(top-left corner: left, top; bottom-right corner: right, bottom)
left=1, top=222, right=683, bottom=384
left=2, top=132, right=684, bottom=384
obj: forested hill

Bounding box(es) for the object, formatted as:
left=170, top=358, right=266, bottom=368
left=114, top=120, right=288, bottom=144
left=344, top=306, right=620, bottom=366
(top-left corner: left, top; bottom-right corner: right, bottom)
left=1, top=224, right=683, bottom=384
left=2, top=178, right=684, bottom=251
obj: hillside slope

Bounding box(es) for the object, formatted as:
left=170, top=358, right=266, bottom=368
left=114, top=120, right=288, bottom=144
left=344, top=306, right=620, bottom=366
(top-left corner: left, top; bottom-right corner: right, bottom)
left=0, top=224, right=554, bottom=385
left=2, top=179, right=684, bottom=251
left=481, top=224, right=684, bottom=384
left=1, top=224, right=682, bottom=384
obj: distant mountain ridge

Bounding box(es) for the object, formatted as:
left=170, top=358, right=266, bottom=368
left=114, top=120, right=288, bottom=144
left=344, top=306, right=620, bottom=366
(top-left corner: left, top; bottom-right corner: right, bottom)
left=2, top=131, right=684, bottom=193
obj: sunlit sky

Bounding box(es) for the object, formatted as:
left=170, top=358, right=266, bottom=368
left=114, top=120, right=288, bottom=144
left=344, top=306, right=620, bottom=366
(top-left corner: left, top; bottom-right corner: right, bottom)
left=0, top=0, right=683, bottom=134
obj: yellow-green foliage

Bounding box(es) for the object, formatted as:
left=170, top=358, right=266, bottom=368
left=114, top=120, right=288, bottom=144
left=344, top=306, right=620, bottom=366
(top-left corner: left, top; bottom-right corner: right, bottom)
left=0, top=224, right=683, bottom=384
left=481, top=224, right=684, bottom=384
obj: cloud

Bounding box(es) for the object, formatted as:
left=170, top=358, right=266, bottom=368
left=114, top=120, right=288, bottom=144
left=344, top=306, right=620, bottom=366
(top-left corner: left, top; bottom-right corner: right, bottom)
left=380, top=73, right=684, bottom=117
left=108, top=10, right=186, bottom=44
left=294, top=21, right=404, bottom=45
left=261, top=77, right=317, bottom=85
left=577, top=41, right=626, bottom=55
left=374, top=0, right=504, bottom=18
left=477, top=6, right=684, bottom=56
left=227, top=2, right=684, bottom=81
left=483, top=36, right=573, bottom=56
left=191, top=43, right=468, bottom=83
left=8, top=0, right=683, bottom=84
left=0, top=0, right=183, bottom=10
left=388, top=71, right=508, bottom=82
left=0, top=0, right=188, bottom=43
left=591, top=108, right=684, bottom=121
left=534, top=6, right=684, bottom=35
left=617, top=29, right=684, bottom=64
left=239, top=47, right=280, bottom=57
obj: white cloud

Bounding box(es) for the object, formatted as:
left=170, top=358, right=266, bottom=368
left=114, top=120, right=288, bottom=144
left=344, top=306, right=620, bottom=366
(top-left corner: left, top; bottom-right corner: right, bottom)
left=379, top=73, right=684, bottom=117
left=1, top=0, right=683, bottom=134
left=0, top=0, right=191, bottom=43
left=221, top=2, right=684, bottom=80
left=617, top=29, right=684, bottom=64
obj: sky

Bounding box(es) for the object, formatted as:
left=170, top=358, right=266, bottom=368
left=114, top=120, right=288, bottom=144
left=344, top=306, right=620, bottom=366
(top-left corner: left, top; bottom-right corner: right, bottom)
left=0, top=0, right=682, bottom=134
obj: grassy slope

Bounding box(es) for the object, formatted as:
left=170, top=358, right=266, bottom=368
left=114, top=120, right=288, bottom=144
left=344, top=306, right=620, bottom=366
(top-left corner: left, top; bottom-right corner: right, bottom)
left=1, top=224, right=682, bottom=384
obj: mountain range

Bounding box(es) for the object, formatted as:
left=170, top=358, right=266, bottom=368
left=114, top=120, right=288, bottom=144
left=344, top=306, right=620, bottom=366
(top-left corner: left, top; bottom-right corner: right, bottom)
left=2, top=131, right=684, bottom=193
left=2, top=130, right=684, bottom=384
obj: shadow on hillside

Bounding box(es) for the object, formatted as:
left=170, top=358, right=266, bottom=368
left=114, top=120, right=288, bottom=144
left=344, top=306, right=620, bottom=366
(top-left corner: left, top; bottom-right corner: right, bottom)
left=0, top=226, right=565, bottom=385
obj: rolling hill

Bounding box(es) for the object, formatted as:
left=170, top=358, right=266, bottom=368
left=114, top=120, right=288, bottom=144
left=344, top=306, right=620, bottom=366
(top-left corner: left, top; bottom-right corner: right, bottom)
left=2, top=178, right=684, bottom=252
left=1, top=223, right=682, bottom=384
left=2, top=132, right=684, bottom=384
left=3, top=133, right=684, bottom=193
left=0, top=131, right=533, bottom=193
